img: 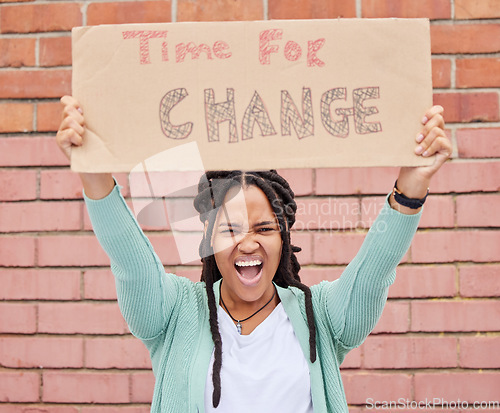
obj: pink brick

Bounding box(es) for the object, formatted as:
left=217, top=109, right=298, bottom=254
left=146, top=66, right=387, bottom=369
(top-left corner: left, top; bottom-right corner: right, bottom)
left=414, top=372, right=500, bottom=403
left=130, top=371, right=155, bottom=403
left=0, top=201, right=81, bottom=232
left=430, top=161, right=500, bottom=193
left=313, top=232, right=365, bottom=265
left=0, top=269, right=80, bottom=300
left=0, top=170, right=37, bottom=201
left=411, top=300, right=500, bottom=332
left=0, top=136, right=69, bottom=167
left=316, top=167, right=398, bottom=195
left=84, top=269, right=117, bottom=300
left=459, top=336, right=500, bottom=368
left=277, top=168, right=313, bottom=196
left=0, top=303, right=37, bottom=333
left=38, top=302, right=128, bottom=335
left=299, top=266, right=345, bottom=286
left=0, top=406, right=79, bottom=413
left=339, top=345, right=361, bottom=369
left=361, top=195, right=455, bottom=229
left=291, top=232, right=312, bottom=265
left=85, top=337, right=151, bottom=369
left=42, top=371, right=129, bottom=403
left=148, top=233, right=188, bottom=265
left=0, top=371, right=40, bottom=402
left=411, top=230, right=500, bottom=263
left=175, top=266, right=202, bottom=283
left=296, top=197, right=360, bottom=231
left=389, top=265, right=456, bottom=298
left=82, top=408, right=150, bottom=413
left=0, top=336, right=83, bottom=368
left=457, top=128, right=500, bottom=158
left=342, top=372, right=412, bottom=405
left=433, top=92, right=499, bottom=123
left=38, top=235, right=111, bottom=267
left=459, top=264, right=500, bottom=297
left=363, top=336, right=457, bottom=369
left=40, top=170, right=83, bottom=200
left=0, top=236, right=35, bottom=266
left=372, top=301, right=410, bottom=333
left=456, top=194, right=500, bottom=227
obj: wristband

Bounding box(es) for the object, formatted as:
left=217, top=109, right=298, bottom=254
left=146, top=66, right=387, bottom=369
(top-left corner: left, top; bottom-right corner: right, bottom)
left=392, top=180, right=429, bottom=209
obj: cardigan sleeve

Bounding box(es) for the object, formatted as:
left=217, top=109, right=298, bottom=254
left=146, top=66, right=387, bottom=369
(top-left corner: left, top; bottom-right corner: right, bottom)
left=319, top=196, right=421, bottom=360
left=84, top=182, right=180, bottom=341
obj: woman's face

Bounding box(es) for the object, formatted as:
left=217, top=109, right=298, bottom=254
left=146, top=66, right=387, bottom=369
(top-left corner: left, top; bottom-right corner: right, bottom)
left=211, top=184, right=282, bottom=306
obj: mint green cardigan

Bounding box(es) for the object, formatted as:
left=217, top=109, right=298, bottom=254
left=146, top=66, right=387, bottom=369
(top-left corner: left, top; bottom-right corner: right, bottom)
left=84, top=184, right=421, bottom=413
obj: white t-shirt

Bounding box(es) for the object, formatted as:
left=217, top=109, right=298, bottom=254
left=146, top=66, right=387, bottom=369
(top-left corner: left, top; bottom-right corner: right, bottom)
left=204, top=303, right=314, bottom=413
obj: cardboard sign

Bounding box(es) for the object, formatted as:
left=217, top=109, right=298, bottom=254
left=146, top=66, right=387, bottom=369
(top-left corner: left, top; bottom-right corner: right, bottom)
left=71, top=19, right=433, bottom=172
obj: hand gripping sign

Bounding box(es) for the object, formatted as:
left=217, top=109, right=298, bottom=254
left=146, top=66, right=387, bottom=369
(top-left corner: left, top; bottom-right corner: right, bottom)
left=71, top=18, right=433, bottom=173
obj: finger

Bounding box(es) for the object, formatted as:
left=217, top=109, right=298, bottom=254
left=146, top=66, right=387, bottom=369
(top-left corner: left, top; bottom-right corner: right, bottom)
left=421, top=134, right=452, bottom=158
left=62, top=104, right=85, bottom=126
left=415, top=126, right=444, bottom=156
left=60, top=95, right=82, bottom=111
left=422, top=105, right=444, bottom=125
left=59, top=116, right=84, bottom=136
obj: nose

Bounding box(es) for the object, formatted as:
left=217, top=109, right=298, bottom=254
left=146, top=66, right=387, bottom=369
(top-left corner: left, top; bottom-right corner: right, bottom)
left=237, top=232, right=259, bottom=253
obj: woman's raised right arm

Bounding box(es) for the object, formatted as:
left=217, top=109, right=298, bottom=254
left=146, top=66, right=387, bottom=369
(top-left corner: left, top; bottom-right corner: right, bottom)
left=56, top=95, right=115, bottom=199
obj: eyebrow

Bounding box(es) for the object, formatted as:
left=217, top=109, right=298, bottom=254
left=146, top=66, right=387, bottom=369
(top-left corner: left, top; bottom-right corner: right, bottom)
left=218, top=220, right=277, bottom=227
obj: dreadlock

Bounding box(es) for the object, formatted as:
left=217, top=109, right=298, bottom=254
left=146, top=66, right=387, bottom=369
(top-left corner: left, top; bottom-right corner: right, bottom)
left=193, top=170, right=316, bottom=408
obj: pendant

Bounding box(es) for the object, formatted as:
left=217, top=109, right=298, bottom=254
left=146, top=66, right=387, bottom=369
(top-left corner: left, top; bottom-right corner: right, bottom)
left=236, top=321, right=242, bottom=335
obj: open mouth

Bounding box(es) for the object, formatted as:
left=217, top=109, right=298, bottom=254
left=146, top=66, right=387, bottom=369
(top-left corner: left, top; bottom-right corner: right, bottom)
left=235, top=259, right=263, bottom=280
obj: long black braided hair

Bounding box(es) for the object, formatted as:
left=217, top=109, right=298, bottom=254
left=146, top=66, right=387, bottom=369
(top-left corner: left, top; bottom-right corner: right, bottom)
left=193, top=170, right=317, bottom=408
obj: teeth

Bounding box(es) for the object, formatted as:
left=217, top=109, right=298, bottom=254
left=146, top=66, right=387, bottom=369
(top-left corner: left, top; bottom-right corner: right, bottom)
left=235, top=260, right=262, bottom=267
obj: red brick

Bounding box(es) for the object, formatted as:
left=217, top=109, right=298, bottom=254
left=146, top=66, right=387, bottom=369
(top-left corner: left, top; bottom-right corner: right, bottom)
left=432, top=58, right=451, bottom=89
left=0, top=336, right=83, bottom=368
left=278, top=168, right=314, bottom=196
left=0, top=37, right=35, bottom=67
left=459, top=336, right=500, bottom=368
left=84, top=269, right=117, bottom=300
left=87, top=1, right=171, bottom=25
left=40, top=170, right=83, bottom=200
left=339, top=346, right=362, bottom=369
left=313, top=232, right=365, bottom=265
left=39, top=36, right=72, bottom=67
left=0, top=303, right=37, bottom=333
left=85, top=337, right=151, bottom=369
left=0, top=269, right=80, bottom=300
left=0, top=406, right=79, bottom=413
left=457, top=58, right=500, bottom=88
left=0, top=3, right=82, bottom=33
left=457, top=128, right=500, bottom=159
left=299, top=266, right=345, bottom=286
left=37, top=101, right=64, bottom=132
left=178, top=0, right=262, bottom=21
left=459, top=264, right=500, bottom=297
left=0, top=236, right=36, bottom=267
left=0, top=102, right=33, bottom=132
left=372, top=301, right=410, bottom=333
left=130, top=372, right=155, bottom=403
left=433, top=92, right=499, bottom=123
left=38, top=235, right=111, bottom=267
left=0, top=70, right=71, bottom=99
left=0, top=371, right=40, bottom=402
left=0, top=136, right=69, bottom=166
left=0, top=170, right=37, bottom=201
left=38, top=302, right=128, bottom=334
left=363, top=336, right=457, bottom=369
left=268, top=0, right=355, bottom=19
left=411, top=300, right=500, bottom=332
left=296, top=197, right=360, bottom=231
left=456, top=194, right=500, bottom=227
left=316, top=167, right=398, bottom=195
left=389, top=265, right=456, bottom=298
left=362, top=0, right=451, bottom=19
left=455, top=0, right=500, bottom=19
left=411, top=230, right=500, bottom=263
left=0, top=201, right=81, bottom=232
left=42, top=371, right=129, bottom=403
left=431, top=24, right=500, bottom=54
left=342, top=372, right=412, bottom=405
left=414, top=372, right=500, bottom=403
left=430, top=161, right=500, bottom=193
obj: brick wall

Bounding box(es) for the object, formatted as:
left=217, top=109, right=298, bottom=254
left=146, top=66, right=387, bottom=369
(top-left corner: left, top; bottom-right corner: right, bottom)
left=0, top=0, right=499, bottom=410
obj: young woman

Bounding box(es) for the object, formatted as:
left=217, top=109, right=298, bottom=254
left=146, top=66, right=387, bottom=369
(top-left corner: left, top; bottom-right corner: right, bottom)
left=57, top=96, right=451, bottom=413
